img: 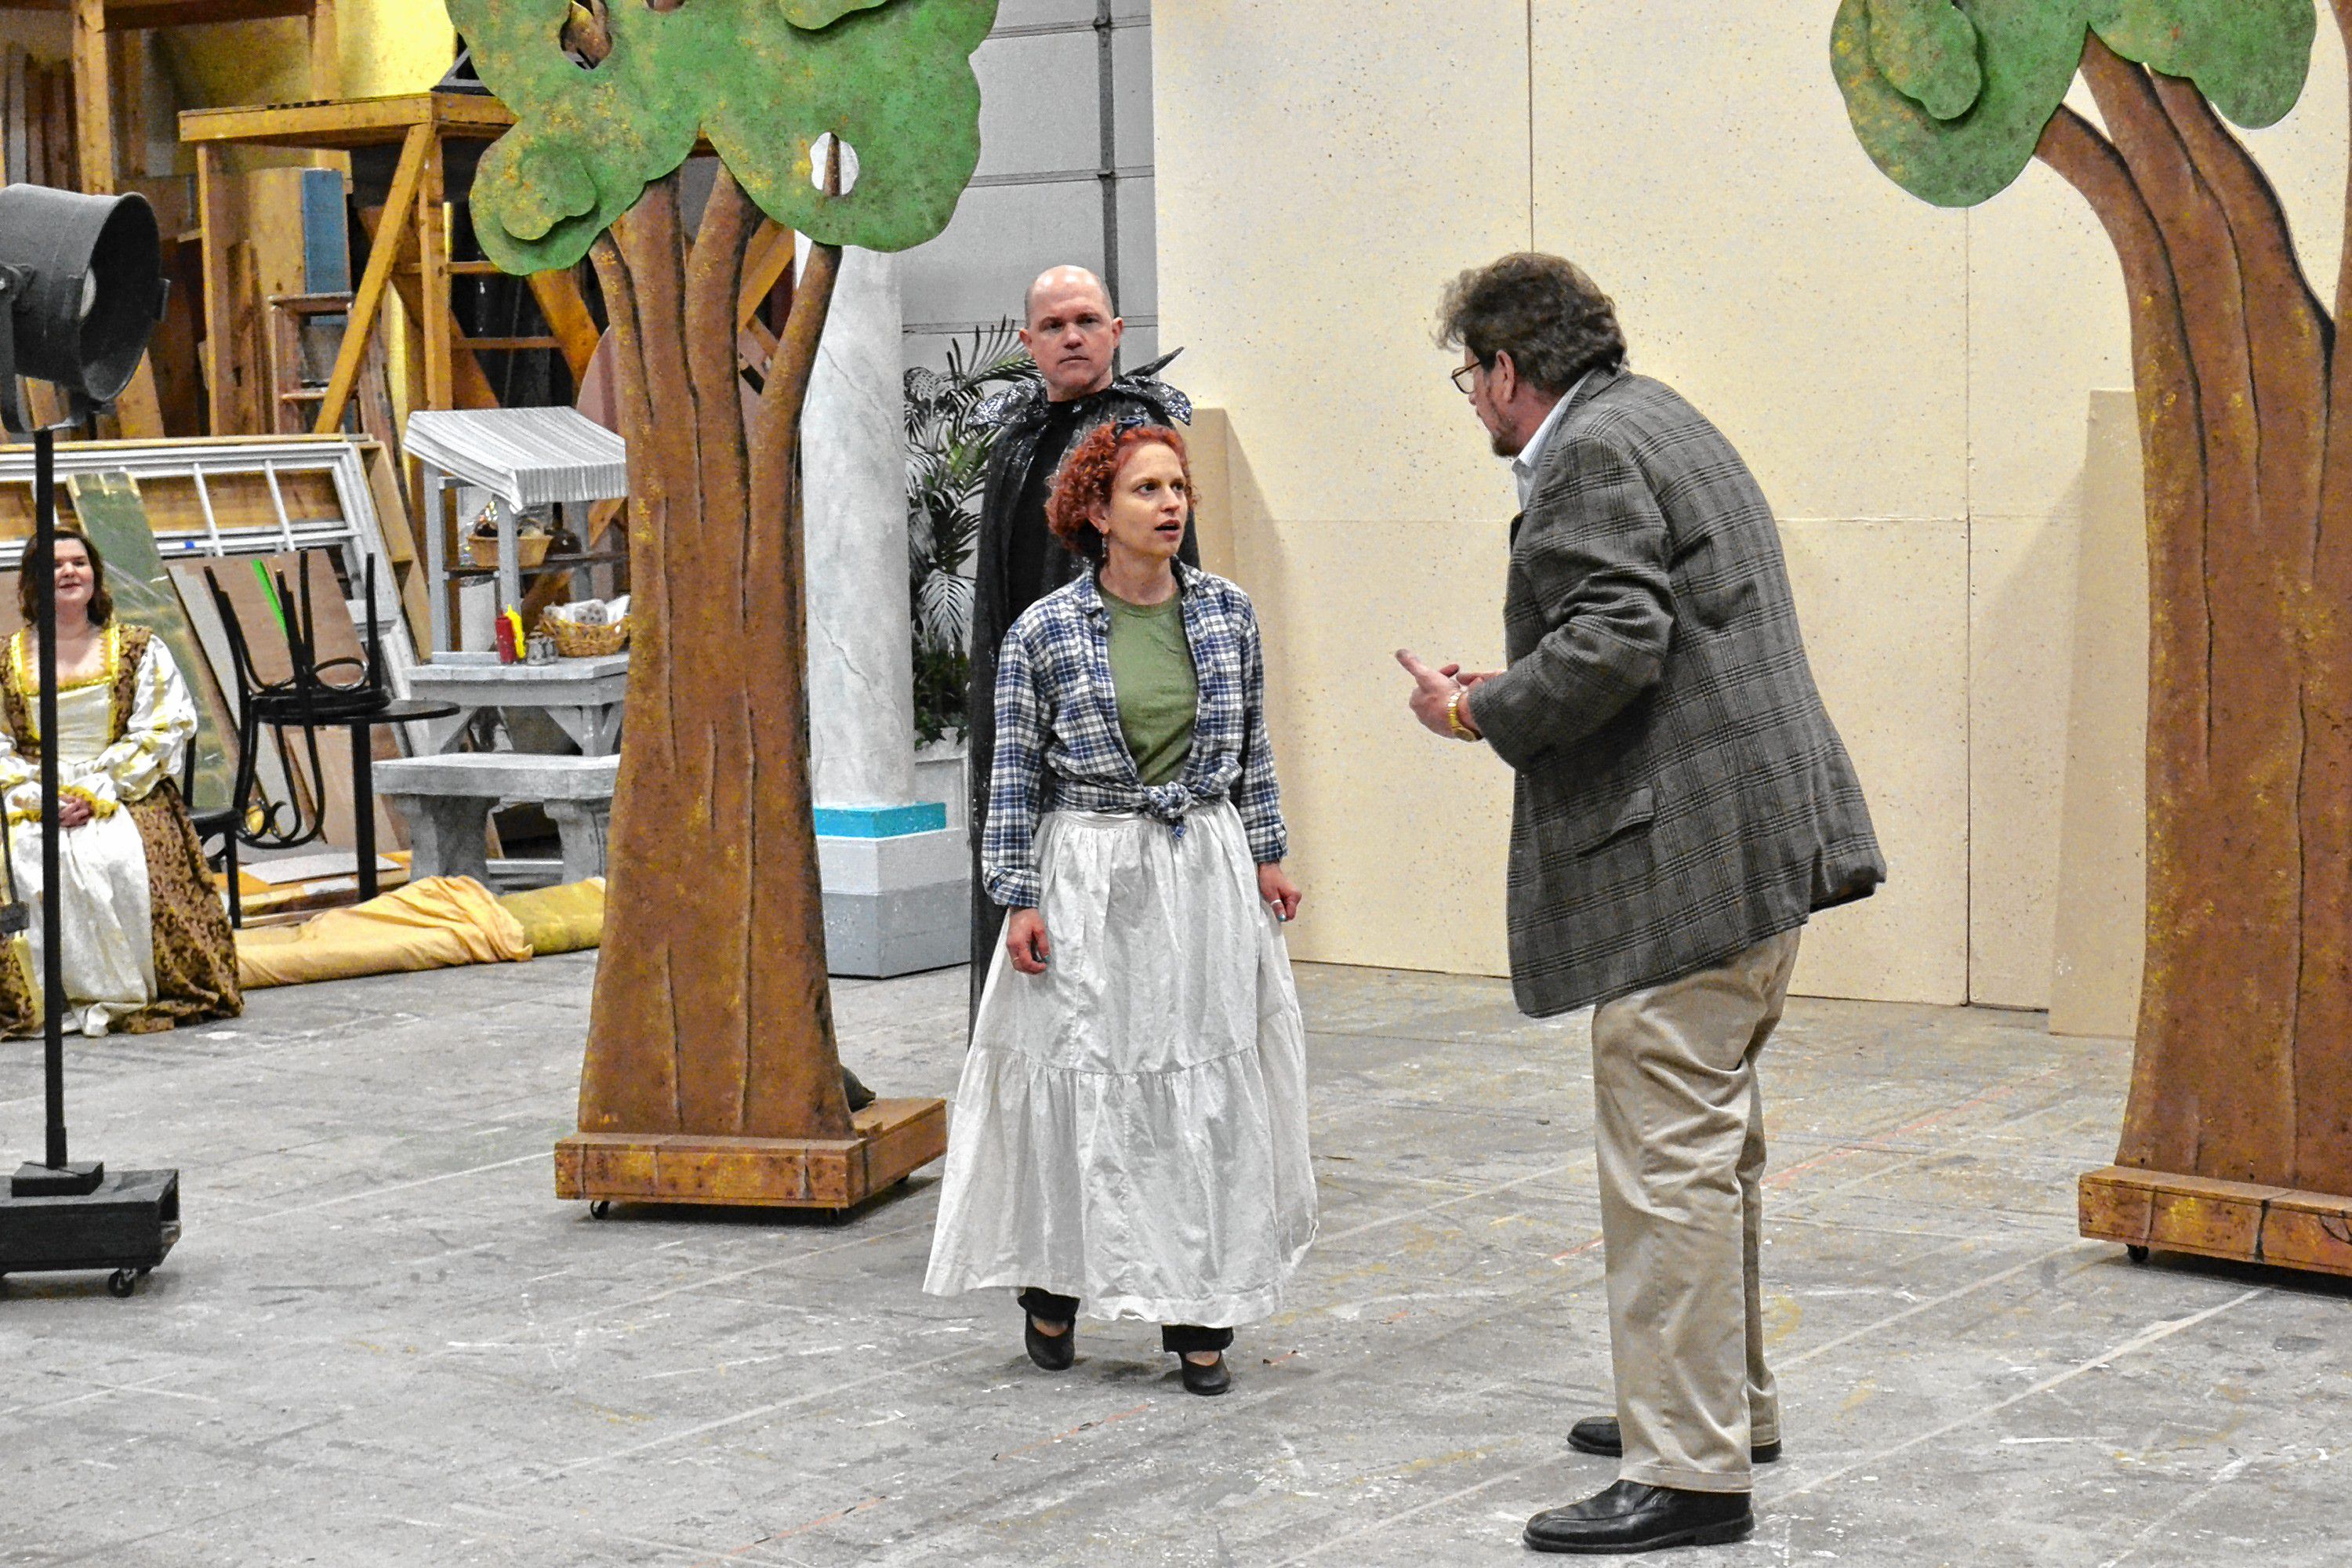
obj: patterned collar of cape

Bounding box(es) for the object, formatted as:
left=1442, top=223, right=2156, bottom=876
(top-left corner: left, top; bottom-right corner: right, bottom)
left=973, top=348, right=1194, bottom=431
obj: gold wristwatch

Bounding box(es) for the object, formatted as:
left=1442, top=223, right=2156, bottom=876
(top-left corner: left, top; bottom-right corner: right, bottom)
left=1446, top=687, right=1481, bottom=742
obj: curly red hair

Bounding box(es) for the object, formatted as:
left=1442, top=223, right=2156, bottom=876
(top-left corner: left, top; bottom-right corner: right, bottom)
left=1045, top=423, right=1192, bottom=561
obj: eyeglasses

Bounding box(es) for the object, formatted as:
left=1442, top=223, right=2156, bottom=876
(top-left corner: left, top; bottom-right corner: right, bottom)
left=1450, top=360, right=1484, bottom=394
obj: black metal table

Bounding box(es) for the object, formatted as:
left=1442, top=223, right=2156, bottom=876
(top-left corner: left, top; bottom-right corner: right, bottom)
left=334, top=698, right=459, bottom=902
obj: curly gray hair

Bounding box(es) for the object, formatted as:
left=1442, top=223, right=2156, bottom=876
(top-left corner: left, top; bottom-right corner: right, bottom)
left=1436, top=253, right=1626, bottom=394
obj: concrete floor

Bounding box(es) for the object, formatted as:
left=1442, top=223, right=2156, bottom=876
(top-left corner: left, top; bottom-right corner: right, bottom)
left=3, top=955, right=2348, bottom=1566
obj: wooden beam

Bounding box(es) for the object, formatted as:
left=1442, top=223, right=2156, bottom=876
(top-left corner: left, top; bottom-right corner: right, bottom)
left=70, top=0, right=113, bottom=194
left=525, top=270, right=601, bottom=384
left=2, top=0, right=321, bottom=30
left=177, top=93, right=514, bottom=151
left=305, top=0, right=337, bottom=99
left=736, top=220, right=793, bottom=331
left=416, top=130, right=452, bottom=414
left=314, top=122, right=426, bottom=437
left=197, top=141, right=233, bottom=434
left=387, top=270, right=499, bottom=408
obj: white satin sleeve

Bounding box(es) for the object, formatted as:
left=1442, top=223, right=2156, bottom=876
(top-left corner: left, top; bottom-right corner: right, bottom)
left=69, top=637, right=194, bottom=809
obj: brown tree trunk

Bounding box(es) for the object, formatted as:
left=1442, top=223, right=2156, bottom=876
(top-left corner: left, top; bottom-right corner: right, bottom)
left=2292, top=0, right=2352, bottom=1192
left=2039, top=38, right=2352, bottom=1194
left=575, top=169, right=851, bottom=1142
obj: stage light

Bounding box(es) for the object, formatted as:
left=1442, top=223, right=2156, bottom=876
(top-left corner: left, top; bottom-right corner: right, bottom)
left=0, top=184, right=181, bottom=1300
left=0, top=183, right=167, bottom=426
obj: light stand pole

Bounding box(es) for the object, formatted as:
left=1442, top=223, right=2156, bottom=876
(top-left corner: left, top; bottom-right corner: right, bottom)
left=0, top=184, right=183, bottom=1296
left=28, top=420, right=79, bottom=1185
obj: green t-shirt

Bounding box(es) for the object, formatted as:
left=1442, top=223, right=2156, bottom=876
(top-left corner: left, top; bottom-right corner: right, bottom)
left=1102, top=587, right=1198, bottom=786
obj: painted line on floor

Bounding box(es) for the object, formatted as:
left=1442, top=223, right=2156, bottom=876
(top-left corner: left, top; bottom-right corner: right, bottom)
left=2096, top=1453, right=2261, bottom=1568
left=526, top=1342, right=987, bottom=1479
left=1261, top=1449, right=1559, bottom=1567
left=1316, top=1163, right=1577, bottom=1247
left=1766, top=1065, right=2071, bottom=1192
left=1767, top=1286, right=2265, bottom=1502
left=0, top=1365, right=223, bottom=1420
left=1777, top=1239, right=2098, bottom=1370
left=528, top=1213, right=940, bottom=1334
left=229, top=1149, right=554, bottom=1223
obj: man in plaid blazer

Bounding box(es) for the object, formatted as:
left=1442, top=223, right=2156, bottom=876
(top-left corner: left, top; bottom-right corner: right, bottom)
left=1399, top=254, right=1883, bottom=1555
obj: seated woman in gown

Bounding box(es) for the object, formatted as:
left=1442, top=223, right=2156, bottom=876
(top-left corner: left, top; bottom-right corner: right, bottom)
left=0, top=527, right=241, bottom=1036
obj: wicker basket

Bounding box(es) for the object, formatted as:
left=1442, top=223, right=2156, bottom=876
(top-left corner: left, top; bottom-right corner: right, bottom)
left=468, top=531, right=553, bottom=570
left=548, top=615, right=630, bottom=658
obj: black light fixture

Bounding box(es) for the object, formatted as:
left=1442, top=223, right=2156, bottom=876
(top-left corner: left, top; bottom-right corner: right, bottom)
left=0, top=184, right=180, bottom=1299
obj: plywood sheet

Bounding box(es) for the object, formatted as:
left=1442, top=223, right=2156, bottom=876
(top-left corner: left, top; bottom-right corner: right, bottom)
left=2049, top=391, right=2148, bottom=1039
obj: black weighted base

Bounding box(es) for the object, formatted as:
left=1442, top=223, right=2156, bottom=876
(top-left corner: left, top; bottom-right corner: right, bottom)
left=13, top=1160, right=103, bottom=1196
left=0, top=1168, right=180, bottom=1294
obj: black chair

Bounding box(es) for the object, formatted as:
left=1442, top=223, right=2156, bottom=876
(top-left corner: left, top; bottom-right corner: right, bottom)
left=201, top=554, right=455, bottom=902
left=201, top=552, right=392, bottom=858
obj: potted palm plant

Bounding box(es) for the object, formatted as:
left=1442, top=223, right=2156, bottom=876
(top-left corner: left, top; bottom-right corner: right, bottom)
left=904, top=322, right=1037, bottom=785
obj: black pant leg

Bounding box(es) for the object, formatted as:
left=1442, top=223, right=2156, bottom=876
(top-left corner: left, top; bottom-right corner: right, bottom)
left=1018, top=1287, right=1079, bottom=1324
left=969, top=848, right=1004, bottom=1032
left=1160, top=1323, right=1234, bottom=1355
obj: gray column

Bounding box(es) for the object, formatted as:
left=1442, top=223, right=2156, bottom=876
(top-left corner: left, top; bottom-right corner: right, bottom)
left=799, top=240, right=917, bottom=811
left=797, top=240, right=968, bottom=978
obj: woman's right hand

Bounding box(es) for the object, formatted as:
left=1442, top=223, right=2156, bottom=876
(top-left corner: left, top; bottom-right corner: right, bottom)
left=1006, top=908, right=1051, bottom=974
left=56, top=796, right=93, bottom=829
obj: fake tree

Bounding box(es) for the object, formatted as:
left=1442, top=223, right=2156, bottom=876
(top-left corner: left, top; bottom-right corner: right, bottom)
left=450, top=0, right=996, bottom=1140
left=1835, top=2, right=2352, bottom=1192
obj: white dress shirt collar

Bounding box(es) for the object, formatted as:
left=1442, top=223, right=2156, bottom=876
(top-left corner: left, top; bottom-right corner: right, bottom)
left=1508, top=369, right=1595, bottom=510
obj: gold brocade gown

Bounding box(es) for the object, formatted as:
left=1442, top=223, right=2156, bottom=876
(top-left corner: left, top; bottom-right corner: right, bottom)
left=0, top=622, right=240, bottom=1036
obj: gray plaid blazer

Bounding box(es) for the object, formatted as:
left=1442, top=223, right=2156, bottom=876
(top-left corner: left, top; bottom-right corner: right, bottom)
left=1466, top=367, right=1884, bottom=1017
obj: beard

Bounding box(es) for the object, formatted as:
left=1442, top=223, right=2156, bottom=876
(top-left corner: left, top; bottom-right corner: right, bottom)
left=1489, top=427, right=1523, bottom=459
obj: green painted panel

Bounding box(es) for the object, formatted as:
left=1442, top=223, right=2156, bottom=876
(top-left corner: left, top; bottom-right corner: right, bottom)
left=449, top=0, right=997, bottom=274
left=1867, top=0, right=1985, bottom=121
left=2097, top=2, right=2316, bottom=130
left=1833, top=0, right=2318, bottom=209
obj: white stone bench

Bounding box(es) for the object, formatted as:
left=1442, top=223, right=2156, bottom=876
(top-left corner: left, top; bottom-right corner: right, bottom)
left=375, top=753, right=619, bottom=885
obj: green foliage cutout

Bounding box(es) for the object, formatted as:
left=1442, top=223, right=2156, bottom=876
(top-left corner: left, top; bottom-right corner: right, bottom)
left=1832, top=0, right=2317, bottom=207
left=449, top=0, right=998, bottom=273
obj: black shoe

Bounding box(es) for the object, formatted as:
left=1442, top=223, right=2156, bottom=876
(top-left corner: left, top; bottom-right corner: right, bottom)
left=1178, top=1352, right=1230, bottom=1396
left=1023, top=1314, right=1074, bottom=1371
left=1566, top=1414, right=1780, bottom=1465
left=841, top=1067, right=876, bottom=1112
left=1523, top=1481, right=1752, bottom=1555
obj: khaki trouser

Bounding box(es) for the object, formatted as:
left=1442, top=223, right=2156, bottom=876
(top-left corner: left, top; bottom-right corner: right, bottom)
left=1590, top=928, right=1799, bottom=1494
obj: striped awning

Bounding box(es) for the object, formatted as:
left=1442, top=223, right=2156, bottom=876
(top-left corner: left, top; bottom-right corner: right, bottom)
left=403, top=407, right=630, bottom=509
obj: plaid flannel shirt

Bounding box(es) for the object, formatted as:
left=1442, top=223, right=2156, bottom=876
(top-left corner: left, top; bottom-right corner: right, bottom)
left=983, top=563, right=1288, bottom=909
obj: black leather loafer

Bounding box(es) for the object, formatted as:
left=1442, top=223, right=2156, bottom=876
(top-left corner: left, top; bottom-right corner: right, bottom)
left=1178, top=1352, right=1230, bottom=1396
left=1566, top=1414, right=1780, bottom=1465
left=1023, top=1314, right=1075, bottom=1371
left=1523, top=1480, right=1752, bottom=1554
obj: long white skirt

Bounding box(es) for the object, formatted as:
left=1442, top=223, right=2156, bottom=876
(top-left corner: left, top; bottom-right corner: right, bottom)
left=7, top=811, right=154, bottom=1036
left=923, top=798, right=1317, bottom=1327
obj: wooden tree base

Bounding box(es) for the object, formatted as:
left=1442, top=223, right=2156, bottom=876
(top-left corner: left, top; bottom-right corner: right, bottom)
left=2080, top=1164, right=2352, bottom=1277
left=555, top=1098, right=946, bottom=1214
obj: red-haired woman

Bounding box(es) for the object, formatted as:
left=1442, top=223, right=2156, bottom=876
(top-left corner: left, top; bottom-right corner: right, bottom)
left=924, top=420, right=1315, bottom=1396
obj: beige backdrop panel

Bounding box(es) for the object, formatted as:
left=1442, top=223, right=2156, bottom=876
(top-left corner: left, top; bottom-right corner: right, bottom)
left=1154, top=0, right=1534, bottom=529
left=1527, top=0, right=1969, bottom=526
left=1156, top=2, right=2352, bottom=1008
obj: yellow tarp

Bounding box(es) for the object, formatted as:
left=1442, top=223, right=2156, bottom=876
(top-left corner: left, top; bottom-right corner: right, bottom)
left=237, top=875, right=532, bottom=990
left=498, top=877, right=605, bottom=955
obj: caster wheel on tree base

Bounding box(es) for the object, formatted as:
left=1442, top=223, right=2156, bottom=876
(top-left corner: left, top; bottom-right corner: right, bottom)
left=2126, top=1245, right=2151, bottom=1264
left=107, top=1269, right=136, bottom=1298
left=588, top=1200, right=612, bottom=1220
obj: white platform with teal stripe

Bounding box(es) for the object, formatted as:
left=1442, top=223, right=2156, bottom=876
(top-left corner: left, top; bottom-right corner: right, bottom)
left=814, top=800, right=966, bottom=978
